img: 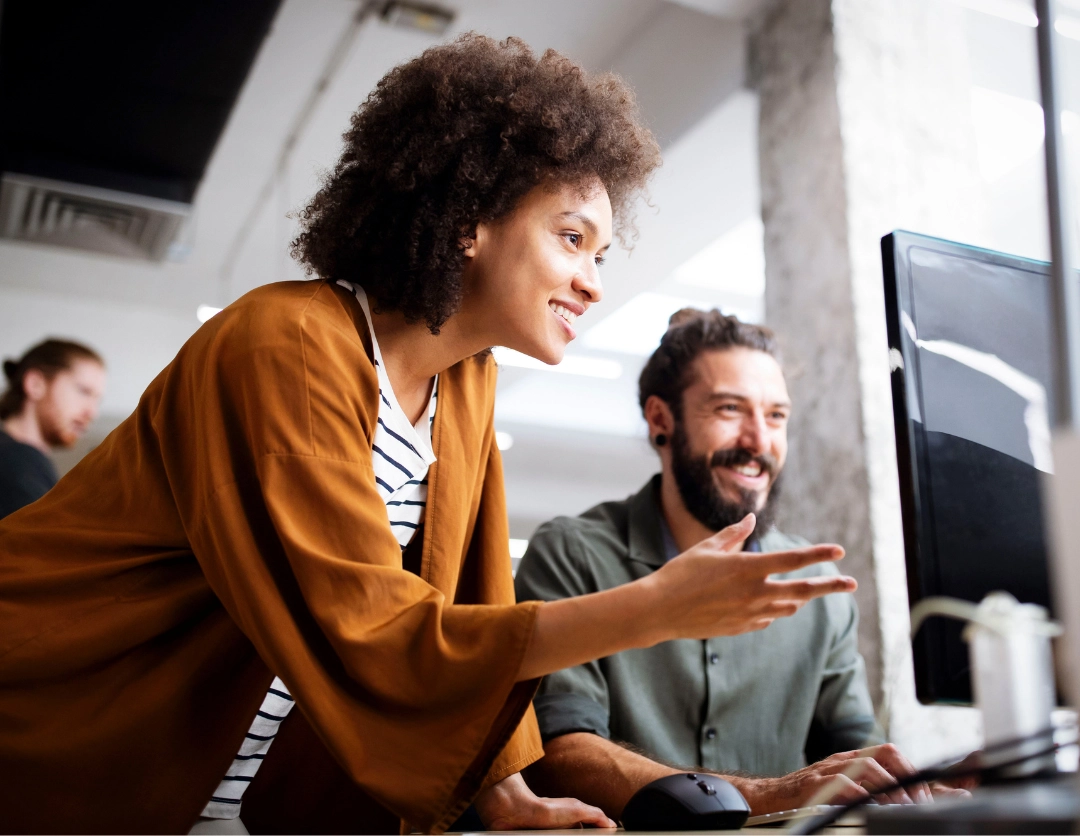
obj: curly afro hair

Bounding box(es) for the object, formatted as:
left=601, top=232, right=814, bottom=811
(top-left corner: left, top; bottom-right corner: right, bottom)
left=291, top=33, right=661, bottom=333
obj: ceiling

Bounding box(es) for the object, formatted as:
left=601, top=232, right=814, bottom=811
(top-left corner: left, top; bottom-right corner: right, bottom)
left=4, top=0, right=1078, bottom=540
left=0, top=0, right=767, bottom=537
left=0, top=0, right=281, bottom=203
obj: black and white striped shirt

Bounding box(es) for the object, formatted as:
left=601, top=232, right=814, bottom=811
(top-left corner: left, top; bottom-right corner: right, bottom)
left=200, top=283, right=438, bottom=820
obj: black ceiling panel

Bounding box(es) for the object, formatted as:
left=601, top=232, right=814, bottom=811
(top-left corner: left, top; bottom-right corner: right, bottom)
left=0, top=0, right=282, bottom=203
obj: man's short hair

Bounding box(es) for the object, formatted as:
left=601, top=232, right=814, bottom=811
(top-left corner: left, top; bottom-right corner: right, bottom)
left=637, top=308, right=780, bottom=420
left=0, top=339, right=104, bottom=420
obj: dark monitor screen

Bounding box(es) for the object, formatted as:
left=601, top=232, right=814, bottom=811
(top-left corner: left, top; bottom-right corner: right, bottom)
left=882, top=231, right=1058, bottom=705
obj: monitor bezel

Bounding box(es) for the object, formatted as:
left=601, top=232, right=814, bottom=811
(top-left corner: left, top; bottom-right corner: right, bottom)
left=881, top=230, right=1053, bottom=705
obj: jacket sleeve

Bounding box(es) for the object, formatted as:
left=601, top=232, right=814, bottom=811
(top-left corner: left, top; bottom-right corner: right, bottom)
left=515, top=522, right=613, bottom=741
left=156, top=286, right=541, bottom=833
left=460, top=437, right=544, bottom=789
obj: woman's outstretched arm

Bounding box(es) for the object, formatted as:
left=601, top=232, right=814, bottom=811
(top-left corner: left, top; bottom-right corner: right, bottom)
left=518, top=514, right=855, bottom=681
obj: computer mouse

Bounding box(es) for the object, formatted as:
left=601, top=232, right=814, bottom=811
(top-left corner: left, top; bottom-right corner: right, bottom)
left=621, top=772, right=751, bottom=831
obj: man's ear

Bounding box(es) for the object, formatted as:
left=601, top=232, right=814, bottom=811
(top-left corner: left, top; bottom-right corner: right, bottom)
left=643, top=395, right=675, bottom=442
left=22, top=369, right=49, bottom=402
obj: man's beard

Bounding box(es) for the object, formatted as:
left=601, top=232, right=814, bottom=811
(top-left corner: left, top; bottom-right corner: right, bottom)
left=39, top=418, right=78, bottom=448
left=669, top=422, right=782, bottom=539
left=37, top=403, right=79, bottom=449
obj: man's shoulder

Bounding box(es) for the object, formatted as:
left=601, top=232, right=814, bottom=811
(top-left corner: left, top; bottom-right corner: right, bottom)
left=516, top=495, right=640, bottom=600
left=0, top=431, right=53, bottom=470
left=0, top=430, right=58, bottom=517
left=529, top=495, right=634, bottom=562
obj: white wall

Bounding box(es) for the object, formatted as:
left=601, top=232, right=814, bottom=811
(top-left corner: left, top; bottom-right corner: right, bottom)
left=0, top=283, right=198, bottom=419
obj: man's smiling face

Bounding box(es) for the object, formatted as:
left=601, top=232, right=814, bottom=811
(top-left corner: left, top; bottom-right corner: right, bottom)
left=671, top=347, right=790, bottom=528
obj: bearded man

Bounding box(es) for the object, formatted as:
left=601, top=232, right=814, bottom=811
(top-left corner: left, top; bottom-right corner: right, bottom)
left=0, top=339, right=106, bottom=519
left=515, top=308, right=949, bottom=818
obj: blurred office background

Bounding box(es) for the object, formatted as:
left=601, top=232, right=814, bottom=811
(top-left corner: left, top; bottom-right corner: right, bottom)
left=1, top=0, right=1078, bottom=764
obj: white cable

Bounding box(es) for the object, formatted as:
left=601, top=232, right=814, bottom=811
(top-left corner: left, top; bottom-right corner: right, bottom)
left=782, top=594, right=1064, bottom=833
left=910, top=593, right=1064, bottom=639
left=909, top=596, right=982, bottom=637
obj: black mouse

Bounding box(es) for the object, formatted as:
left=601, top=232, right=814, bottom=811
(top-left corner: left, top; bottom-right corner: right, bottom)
left=621, top=772, right=750, bottom=831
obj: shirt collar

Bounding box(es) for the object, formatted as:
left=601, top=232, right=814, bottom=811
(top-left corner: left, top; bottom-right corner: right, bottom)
left=626, top=475, right=670, bottom=568
left=340, top=281, right=437, bottom=464
left=659, top=512, right=681, bottom=562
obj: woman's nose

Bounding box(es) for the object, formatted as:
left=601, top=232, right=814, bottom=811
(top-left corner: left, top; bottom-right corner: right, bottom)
left=574, top=264, right=603, bottom=305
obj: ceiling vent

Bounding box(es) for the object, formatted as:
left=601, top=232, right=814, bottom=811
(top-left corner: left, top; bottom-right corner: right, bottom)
left=0, top=173, right=190, bottom=262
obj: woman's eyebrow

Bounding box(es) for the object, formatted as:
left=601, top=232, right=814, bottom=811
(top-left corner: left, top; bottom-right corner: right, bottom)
left=556, top=211, right=598, bottom=236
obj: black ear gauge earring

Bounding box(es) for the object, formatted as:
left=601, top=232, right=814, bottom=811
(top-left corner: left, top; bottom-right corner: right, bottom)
left=654, top=434, right=667, bottom=447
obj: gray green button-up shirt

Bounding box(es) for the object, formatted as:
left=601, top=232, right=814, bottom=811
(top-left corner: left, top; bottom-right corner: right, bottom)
left=515, top=476, right=881, bottom=778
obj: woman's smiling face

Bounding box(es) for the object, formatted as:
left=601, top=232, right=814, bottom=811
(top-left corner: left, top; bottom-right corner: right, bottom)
left=459, top=179, right=612, bottom=364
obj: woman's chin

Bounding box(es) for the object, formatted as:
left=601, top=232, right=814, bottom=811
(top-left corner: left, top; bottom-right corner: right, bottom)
left=535, top=346, right=566, bottom=366
left=510, top=339, right=564, bottom=367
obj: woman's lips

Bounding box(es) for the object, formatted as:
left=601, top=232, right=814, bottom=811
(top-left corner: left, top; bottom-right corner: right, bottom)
left=550, top=305, right=577, bottom=340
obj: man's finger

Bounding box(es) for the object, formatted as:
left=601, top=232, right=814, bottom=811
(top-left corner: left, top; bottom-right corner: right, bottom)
left=708, top=513, right=756, bottom=552
left=819, top=775, right=870, bottom=806
left=862, top=744, right=931, bottom=803
left=763, top=600, right=803, bottom=618
left=846, top=760, right=915, bottom=803
left=931, top=785, right=970, bottom=800
left=822, top=749, right=864, bottom=765
left=757, top=544, right=846, bottom=573
left=874, top=787, right=916, bottom=806
left=766, top=575, right=858, bottom=601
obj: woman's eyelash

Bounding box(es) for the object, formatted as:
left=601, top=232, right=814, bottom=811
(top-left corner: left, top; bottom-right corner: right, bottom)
left=563, top=231, right=604, bottom=264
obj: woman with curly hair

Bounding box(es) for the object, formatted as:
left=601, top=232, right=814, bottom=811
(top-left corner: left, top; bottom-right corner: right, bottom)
left=0, top=34, right=853, bottom=834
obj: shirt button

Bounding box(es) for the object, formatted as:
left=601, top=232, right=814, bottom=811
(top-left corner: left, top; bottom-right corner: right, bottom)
left=705, top=728, right=717, bottom=740
left=709, top=653, right=720, bottom=665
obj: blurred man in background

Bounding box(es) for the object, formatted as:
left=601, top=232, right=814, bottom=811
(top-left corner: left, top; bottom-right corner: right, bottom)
left=0, top=338, right=106, bottom=519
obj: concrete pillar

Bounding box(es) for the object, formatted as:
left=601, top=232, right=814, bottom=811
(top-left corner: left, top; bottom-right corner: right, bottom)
left=753, top=0, right=987, bottom=764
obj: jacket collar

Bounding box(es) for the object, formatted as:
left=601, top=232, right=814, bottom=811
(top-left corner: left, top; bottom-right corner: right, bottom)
left=627, top=474, right=668, bottom=568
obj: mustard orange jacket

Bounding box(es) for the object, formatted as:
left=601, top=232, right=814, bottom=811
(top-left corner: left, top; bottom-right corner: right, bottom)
left=0, top=280, right=543, bottom=834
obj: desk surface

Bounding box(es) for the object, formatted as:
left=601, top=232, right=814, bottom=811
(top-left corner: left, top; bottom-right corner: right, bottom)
left=450, top=828, right=859, bottom=835
left=451, top=778, right=1080, bottom=835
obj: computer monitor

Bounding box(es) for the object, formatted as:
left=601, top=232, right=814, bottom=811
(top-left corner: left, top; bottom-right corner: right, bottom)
left=882, top=231, right=1059, bottom=705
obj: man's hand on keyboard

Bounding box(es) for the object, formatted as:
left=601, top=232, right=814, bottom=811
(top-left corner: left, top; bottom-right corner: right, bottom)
left=729, top=743, right=940, bottom=815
